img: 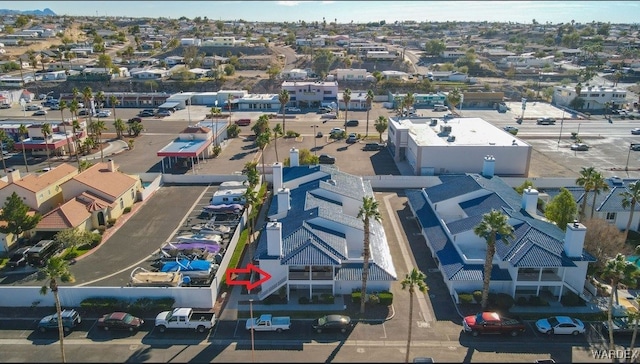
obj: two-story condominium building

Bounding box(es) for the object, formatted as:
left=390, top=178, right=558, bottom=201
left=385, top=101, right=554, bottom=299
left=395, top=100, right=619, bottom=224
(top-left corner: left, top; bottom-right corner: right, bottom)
left=253, top=153, right=397, bottom=301
left=406, top=167, right=595, bottom=303
left=335, top=68, right=368, bottom=82
left=281, top=81, right=338, bottom=109
left=202, top=37, right=237, bottom=47
left=552, top=84, right=628, bottom=110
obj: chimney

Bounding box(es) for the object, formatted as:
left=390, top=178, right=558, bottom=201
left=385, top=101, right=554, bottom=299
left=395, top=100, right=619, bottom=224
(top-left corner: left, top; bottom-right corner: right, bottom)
left=277, top=187, right=290, bottom=215
left=266, top=221, right=282, bottom=257
left=564, top=220, right=586, bottom=257
left=6, top=169, right=21, bottom=184
left=289, top=148, right=299, bottom=167
left=272, top=162, right=283, bottom=191
left=521, top=187, right=539, bottom=216
left=482, top=155, right=495, bottom=177
left=107, top=159, right=116, bottom=172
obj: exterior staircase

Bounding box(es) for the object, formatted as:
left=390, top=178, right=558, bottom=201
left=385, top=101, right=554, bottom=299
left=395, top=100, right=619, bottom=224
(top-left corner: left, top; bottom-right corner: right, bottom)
left=257, top=275, right=287, bottom=300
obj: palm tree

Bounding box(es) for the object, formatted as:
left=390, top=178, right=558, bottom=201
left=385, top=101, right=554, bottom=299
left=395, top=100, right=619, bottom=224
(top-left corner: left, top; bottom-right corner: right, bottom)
left=109, top=95, right=119, bottom=124
left=95, top=91, right=106, bottom=110
left=628, top=297, right=640, bottom=362
left=90, top=119, right=107, bottom=162
left=113, top=119, right=126, bottom=140
left=210, top=106, right=222, bottom=147
left=401, top=268, right=427, bottom=364
left=18, top=124, right=29, bottom=172
left=82, top=86, right=94, bottom=143
left=473, top=209, right=515, bottom=309
left=71, top=87, right=79, bottom=104
left=365, top=89, right=374, bottom=137
left=403, top=92, right=416, bottom=116
left=621, top=181, right=640, bottom=240
left=278, top=89, right=290, bottom=134
left=589, top=172, right=609, bottom=219
left=374, top=116, right=388, bottom=143
left=447, top=88, right=462, bottom=115
left=243, top=187, right=259, bottom=270
left=256, top=131, right=271, bottom=179
left=0, top=130, right=7, bottom=174
left=58, top=100, right=72, bottom=156
left=576, top=166, right=597, bottom=219
left=602, top=254, right=640, bottom=352
left=39, top=256, right=75, bottom=364
left=357, top=196, right=382, bottom=315
left=342, top=88, right=352, bottom=134
left=69, top=100, right=79, bottom=122
left=71, top=119, right=82, bottom=168
left=41, top=123, right=53, bottom=170
left=272, top=123, right=283, bottom=163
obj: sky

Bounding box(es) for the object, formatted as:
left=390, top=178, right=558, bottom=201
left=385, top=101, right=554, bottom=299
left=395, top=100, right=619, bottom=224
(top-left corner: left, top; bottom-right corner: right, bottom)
left=5, top=1, right=640, bottom=25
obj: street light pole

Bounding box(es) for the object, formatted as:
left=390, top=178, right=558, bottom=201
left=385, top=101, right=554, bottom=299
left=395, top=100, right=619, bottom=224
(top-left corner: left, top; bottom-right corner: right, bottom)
left=557, top=109, right=565, bottom=147
left=214, top=100, right=219, bottom=147
left=626, top=143, right=632, bottom=172
left=249, top=299, right=255, bottom=363
left=311, top=125, right=318, bottom=155
left=187, top=97, right=192, bottom=126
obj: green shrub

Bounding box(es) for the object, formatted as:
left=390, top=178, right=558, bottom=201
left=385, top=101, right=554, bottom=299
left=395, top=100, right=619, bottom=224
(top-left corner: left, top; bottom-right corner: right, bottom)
left=491, top=293, right=515, bottom=310
left=378, top=291, right=393, bottom=305
left=62, top=249, right=79, bottom=260
left=80, top=297, right=126, bottom=311
left=516, top=297, right=528, bottom=306
left=320, top=293, right=335, bottom=304
left=527, top=296, right=549, bottom=306
left=351, top=291, right=362, bottom=303
left=107, top=218, right=116, bottom=226
left=561, top=291, right=586, bottom=307
left=472, top=290, right=483, bottom=304
left=227, top=124, right=240, bottom=138
left=311, top=295, right=319, bottom=304
left=123, top=206, right=132, bottom=214
left=285, top=130, right=300, bottom=138
left=298, top=296, right=309, bottom=304
left=458, top=293, right=474, bottom=304
left=368, top=293, right=380, bottom=304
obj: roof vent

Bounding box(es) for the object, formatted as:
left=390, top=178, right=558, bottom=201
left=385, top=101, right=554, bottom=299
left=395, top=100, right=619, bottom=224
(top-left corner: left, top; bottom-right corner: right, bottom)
left=611, top=176, right=623, bottom=185
left=327, top=179, right=337, bottom=186
left=447, top=135, right=456, bottom=142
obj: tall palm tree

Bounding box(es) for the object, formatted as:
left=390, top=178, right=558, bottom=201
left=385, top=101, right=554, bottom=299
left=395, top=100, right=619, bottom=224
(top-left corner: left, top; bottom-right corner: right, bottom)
left=109, top=95, right=119, bottom=124
left=69, top=100, right=79, bottom=122
left=18, top=124, right=29, bottom=172
left=39, top=256, right=75, bottom=364
left=576, top=166, right=597, bottom=219
left=71, top=119, right=82, bottom=168
left=113, top=119, right=126, bottom=140
left=95, top=91, right=106, bottom=110
left=602, top=254, right=640, bottom=353
left=71, top=87, right=79, bottom=104
left=365, top=89, right=374, bottom=137
left=210, top=106, right=222, bottom=147
left=243, top=187, right=259, bottom=269
left=41, top=123, right=53, bottom=170
left=90, top=119, right=107, bottom=162
left=374, top=116, right=388, bottom=143
left=82, top=86, right=94, bottom=143
left=447, top=88, right=462, bottom=115
left=621, top=181, right=640, bottom=240
left=278, top=89, right=290, bottom=134
left=401, top=268, right=427, bottom=364
left=256, top=131, right=271, bottom=179
left=0, top=130, right=7, bottom=174
left=272, top=123, right=283, bottom=163
left=473, top=209, right=515, bottom=310
left=403, top=92, right=416, bottom=116
left=589, top=172, right=609, bottom=219
left=58, top=100, right=72, bottom=156
left=357, top=196, right=382, bottom=315
left=342, top=88, right=352, bottom=134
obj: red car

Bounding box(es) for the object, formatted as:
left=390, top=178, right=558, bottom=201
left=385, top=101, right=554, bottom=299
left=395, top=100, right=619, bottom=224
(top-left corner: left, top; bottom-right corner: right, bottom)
left=97, top=312, right=144, bottom=332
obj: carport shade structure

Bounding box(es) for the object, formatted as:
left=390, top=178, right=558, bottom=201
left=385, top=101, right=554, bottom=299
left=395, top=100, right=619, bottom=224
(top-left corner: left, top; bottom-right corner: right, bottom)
left=157, top=137, right=212, bottom=174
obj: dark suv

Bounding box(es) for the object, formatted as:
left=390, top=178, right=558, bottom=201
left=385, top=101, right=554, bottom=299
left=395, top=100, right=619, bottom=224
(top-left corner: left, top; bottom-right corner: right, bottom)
left=138, top=109, right=155, bottom=117
left=345, top=119, right=359, bottom=127
left=7, top=247, right=30, bottom=269
left=38, top=309, right=82, bottom=333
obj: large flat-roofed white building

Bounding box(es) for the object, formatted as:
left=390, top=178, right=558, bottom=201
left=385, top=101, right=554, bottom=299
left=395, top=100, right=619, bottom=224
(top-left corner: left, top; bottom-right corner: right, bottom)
left=387, top=116, right=532, bottom=176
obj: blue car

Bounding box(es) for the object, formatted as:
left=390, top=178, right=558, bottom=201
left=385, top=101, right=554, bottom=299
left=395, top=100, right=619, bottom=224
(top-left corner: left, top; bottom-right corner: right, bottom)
left=38, top=309, right=82, bottom=333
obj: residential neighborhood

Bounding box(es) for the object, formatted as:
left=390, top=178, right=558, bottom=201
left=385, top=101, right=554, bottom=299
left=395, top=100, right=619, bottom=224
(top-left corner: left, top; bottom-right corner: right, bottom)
left=0, top=3, right=640, bottom=363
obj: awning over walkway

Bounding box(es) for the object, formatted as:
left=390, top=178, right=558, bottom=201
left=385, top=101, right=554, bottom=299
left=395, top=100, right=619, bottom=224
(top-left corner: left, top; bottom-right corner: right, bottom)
left=158, top=101, right=180, bottom=109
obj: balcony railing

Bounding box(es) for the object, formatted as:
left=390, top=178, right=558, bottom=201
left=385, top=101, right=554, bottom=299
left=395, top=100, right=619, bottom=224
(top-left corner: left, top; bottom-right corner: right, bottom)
left=517, top=271, right=562, bottom=282
left=289, top=271, right=334, bottom=280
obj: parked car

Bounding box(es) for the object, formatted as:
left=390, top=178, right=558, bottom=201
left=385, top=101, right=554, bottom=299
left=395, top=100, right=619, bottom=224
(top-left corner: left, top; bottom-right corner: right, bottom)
left=503, top=126, right=519, bottom=133
left=631, top=144, right=640, bottom=151
left=363, top=143, right=385, bottom=151
left=128, top=117, right=142, bottom=124
left=330, top=127, right=345, bottom=135
left=285, top=107, right=301, bottom=112
left=26, top=240, right=61, bottom=267
left=570, top=143, right=589, bottom=151
left=443, top=113, right=454, bottom=119
left=631, top=128, right=640, bottom=135
left=318, top=154, right=336, bottom=164
left=318, top=107, right=332, bottom=114
left=245, top=314, right=290, bottom=333
left=433, top=105, right=448, bottom=112
left=25, top=105, right=42, bottom=111
left=346, top=133, right=358, bottom=143
left=0, top=103, right=10, bottom=109
left=312, top=315, right=353, bottom=333
left=78, top=109, right=91, bottom=116
left=345, top=119, right=359, bottom=127
left=535, top=316, right=585, bottom=335
left=235, top=118, right=251, bottom=126
left=97, top=312, right=144, bottom=332
left=32, top=110, right=47, bottom=116
left=96, top=110, right=111, bottom=118
left=138, top=110, right=155, bottom=117
left=537, top=117, right=556, bottom=125
left=156, top=110, right=172, bottom=117
left=49, top=104, right=61, bottom=110
left=321, top=113, right=337, bottom=119
left=7, top=246, right=30, bottom=269
left=316, top=131, right=323, bottom=138
left=38, top=309, right=82, bottom=333
left=463, top=312, right=526, bottom=337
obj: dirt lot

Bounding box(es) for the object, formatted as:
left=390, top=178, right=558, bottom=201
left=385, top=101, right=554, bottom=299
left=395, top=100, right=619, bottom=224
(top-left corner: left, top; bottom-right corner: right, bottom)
left=1, top=23, right=86, bottom=59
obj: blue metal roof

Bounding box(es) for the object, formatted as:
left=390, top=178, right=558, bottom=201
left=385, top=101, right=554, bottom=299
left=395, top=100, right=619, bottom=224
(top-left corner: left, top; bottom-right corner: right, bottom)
left=425, top=175, right=483, bottom=203
left=335, top=263, right=397, bottom=281
left=282, top=165, right=322, bottom=184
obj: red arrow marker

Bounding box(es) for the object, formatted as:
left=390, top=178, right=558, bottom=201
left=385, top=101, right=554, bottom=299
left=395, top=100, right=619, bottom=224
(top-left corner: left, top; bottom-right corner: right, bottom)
left=225, top=263, right=272, bottom=290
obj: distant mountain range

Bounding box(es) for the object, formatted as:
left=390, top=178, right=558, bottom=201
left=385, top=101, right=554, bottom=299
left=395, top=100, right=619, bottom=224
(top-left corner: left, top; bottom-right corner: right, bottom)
left=0, top=8, right=56, bottom=16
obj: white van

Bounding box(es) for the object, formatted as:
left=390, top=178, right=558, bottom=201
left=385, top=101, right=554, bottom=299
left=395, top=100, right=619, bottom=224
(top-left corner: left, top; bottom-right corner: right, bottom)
left=433, top=104, right=448, bottom=112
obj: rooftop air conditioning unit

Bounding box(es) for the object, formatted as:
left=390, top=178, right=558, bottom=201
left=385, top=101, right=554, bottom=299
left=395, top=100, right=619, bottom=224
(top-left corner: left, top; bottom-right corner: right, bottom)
left=611, top=176, right=623, bottom=185
left=447, top=135, right=456, bottom=142
left=440, top=125, right=452, bottom=134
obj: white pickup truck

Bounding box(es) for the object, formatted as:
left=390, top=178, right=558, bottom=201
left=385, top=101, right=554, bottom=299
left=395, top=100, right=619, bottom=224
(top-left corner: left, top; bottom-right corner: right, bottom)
left=155, top=307, right=216, bottom=333
left=245, top=314, right=291, bottom=333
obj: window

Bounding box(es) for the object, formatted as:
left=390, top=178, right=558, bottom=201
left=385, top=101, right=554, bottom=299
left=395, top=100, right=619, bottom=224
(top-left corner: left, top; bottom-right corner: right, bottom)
left=606, top=212, right=616, bottom=221
left=120, top=198, right=124, bottom=209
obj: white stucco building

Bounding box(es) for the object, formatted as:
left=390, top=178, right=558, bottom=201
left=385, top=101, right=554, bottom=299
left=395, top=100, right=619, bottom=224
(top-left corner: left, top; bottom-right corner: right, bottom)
left=552, top=84, right=628, bottom=110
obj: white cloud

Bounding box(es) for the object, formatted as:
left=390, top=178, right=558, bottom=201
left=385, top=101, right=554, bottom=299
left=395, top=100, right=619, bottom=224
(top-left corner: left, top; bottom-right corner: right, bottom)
left=277, top=1, right=302, bottom=6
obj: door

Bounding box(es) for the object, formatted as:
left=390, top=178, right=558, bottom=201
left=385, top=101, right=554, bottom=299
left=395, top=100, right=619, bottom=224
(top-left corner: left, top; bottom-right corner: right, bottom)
left=97, top=211, right=105, bottom=226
